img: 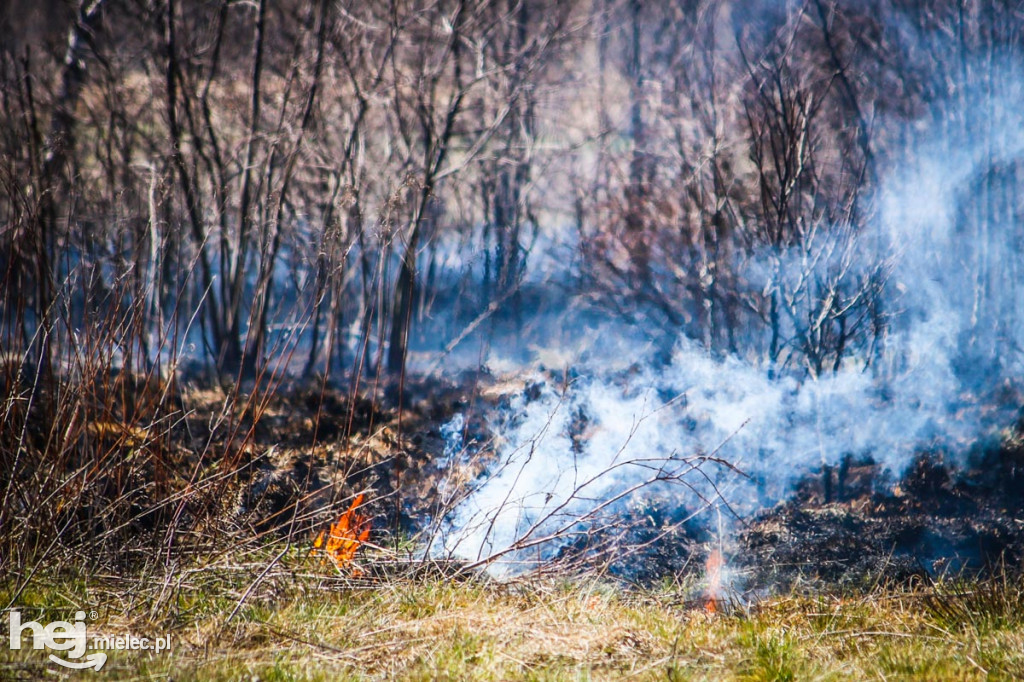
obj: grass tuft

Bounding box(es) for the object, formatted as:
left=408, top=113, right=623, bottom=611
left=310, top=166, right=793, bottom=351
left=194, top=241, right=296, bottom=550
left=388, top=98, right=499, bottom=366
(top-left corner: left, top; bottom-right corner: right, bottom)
left=4, top=558, right=1024, bottom=680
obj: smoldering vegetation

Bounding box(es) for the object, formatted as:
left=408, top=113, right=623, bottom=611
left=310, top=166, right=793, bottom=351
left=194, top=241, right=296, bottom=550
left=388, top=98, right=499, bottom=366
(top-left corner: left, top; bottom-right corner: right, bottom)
left=2, top=0, right=1024, bottom=586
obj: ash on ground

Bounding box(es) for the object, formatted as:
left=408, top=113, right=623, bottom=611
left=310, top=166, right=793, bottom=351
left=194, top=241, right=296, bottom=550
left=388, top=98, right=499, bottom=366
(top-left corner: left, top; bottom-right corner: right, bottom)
left=733, top=434, right=1024, bottom=591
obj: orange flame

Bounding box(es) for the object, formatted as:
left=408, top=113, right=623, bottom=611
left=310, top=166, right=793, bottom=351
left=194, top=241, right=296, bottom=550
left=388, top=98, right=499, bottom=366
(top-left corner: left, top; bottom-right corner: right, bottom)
left=312, top=493, right=371, bottom=571
left=704, top=549, right=724, bottom=614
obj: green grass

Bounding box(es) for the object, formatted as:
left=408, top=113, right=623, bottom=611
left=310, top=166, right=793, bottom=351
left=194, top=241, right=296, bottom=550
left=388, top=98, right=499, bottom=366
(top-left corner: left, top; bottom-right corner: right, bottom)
left=2, top=554, right=1024, bottom=680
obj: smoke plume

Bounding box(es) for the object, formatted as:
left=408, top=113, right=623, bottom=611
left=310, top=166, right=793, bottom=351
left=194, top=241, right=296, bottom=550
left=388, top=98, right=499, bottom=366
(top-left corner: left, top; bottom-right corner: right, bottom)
left=440, top=77, right=1024, bottom=574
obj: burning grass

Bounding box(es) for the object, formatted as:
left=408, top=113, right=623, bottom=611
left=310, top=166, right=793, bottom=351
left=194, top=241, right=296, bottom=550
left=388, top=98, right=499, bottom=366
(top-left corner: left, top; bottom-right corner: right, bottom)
left=310, top=494, right=372, bottom=573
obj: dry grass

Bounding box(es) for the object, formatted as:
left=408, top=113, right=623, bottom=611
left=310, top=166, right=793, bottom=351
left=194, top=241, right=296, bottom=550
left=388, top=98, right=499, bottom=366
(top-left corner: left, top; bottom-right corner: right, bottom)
left=3, top=552, right=1024, bottom=681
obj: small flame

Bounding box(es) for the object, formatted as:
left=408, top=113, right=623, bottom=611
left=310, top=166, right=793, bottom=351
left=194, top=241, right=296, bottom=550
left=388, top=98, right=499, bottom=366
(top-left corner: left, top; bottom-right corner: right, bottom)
left=704, top=548, right=724, bottom=614
left=312, top=493, right=371, bottom=571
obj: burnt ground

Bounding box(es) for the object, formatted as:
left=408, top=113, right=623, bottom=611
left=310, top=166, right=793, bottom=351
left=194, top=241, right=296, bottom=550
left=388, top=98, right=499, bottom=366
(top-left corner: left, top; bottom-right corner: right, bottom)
left=211, top=372, right=1024, bottom=588
left=734, top=436, right=1024, bottom=590
left=12, top=362, right=1023, bottom=588
left=181, top=371, right=499, bottom=540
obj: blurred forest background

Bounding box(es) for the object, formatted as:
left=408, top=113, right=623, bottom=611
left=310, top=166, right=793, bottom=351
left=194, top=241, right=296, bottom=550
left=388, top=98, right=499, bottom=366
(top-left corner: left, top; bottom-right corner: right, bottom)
left=5, top=0, right=1023, bottom=388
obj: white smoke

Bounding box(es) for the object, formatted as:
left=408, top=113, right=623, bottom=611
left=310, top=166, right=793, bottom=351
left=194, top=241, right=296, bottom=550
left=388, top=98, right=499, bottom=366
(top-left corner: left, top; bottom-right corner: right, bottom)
left=439, top=75, right=1024, bottom=575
